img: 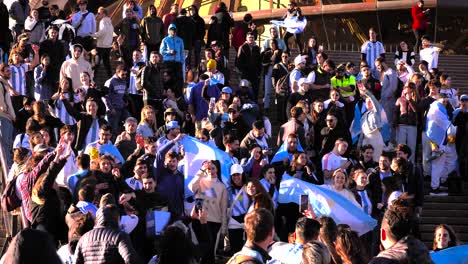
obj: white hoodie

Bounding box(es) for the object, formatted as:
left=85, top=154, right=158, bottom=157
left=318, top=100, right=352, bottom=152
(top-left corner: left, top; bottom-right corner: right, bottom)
left=93, top=16, right=114, bottom=48
left=60, top=44, right=94, bottom=91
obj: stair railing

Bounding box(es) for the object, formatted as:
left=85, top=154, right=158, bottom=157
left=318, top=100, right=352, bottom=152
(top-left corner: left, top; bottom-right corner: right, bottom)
left=0, top=138, right=17, bottom=256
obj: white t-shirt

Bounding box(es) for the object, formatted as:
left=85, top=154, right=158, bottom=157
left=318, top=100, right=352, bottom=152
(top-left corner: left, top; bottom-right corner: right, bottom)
left=322, top=152, right=345, bottom=172
left=322, top=152, right=346, bottom=184
left=361, top=41, right=385, bottom=70
left=419, top=46, right=440, bottom=70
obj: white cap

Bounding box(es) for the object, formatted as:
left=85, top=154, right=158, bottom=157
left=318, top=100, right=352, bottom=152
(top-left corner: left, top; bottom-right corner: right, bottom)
left=230, top=164, right=243, bottom=175
left=294, top=55, right=306, bottom=66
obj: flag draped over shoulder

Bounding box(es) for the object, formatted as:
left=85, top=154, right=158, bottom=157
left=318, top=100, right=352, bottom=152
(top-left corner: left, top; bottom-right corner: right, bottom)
left=380, top=105, right=391, bottom=143
left=181, top=136, right=233, bottom=185
left=278, top=174, right=377, bottom=235
left=430, top=245, right=468, bottom=264
left=350, top=103, right=364, bottom=144
left=349, top=103, right=390, bottom=144
left=270, top=16, right=307, bottom=34
left=271, top=140, right=304, bottom=164
left=426, top=101, right=451, bottom=146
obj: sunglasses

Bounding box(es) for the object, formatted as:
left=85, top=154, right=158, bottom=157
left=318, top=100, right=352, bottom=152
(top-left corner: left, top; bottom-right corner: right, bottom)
left=326, top=119, right=336, bottom=122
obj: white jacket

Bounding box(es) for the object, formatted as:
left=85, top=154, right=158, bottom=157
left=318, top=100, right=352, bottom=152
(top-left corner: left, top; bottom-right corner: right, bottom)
left=93, top=16, right=114, bottom=48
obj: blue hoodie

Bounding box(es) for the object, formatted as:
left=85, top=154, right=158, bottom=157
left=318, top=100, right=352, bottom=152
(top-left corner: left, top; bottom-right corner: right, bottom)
left=159, top=23, right=185, bottom=63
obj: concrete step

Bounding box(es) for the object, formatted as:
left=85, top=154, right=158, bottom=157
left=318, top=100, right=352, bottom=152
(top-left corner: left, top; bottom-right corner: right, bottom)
left=423, top=209, right=468, bottom=217
left=423, top=202, right=468, bottom=211
left=424, top=195, right=468, bottom=203
left=421, top=216, right=468, bottom=225
left=420, top=224, right=468, bottom=234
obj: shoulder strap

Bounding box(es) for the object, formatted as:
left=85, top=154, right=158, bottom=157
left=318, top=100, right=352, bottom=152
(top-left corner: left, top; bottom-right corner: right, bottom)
left=279, top=63, right=288, bottom=72
left=30, top=21, right=41, bottom=32
left=76, top=12, right=90, bottom=31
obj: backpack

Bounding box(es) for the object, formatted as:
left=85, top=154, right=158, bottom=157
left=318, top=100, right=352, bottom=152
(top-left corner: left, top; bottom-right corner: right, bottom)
left=275, top=72, right=291, bottom=97
left=1, top=175, right=22, bottom=212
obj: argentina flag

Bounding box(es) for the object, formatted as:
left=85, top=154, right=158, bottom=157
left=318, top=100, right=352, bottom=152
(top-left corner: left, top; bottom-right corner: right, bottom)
left=426, top=101, right=451, bottom=146
left=271, top=139, right=304, bottom=164
left=181, top=136, right=233, bottom=185
left=270, top=16, right=307, bottom=34
left=279, top=174, right=377, bottom=236
left=430, top=245, right=468, bottom=264
left=350, top=103, right=364, bottom=144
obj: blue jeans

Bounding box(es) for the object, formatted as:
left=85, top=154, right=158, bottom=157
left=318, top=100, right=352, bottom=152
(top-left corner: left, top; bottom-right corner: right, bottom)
left=106, top=108, right=129, bottom=137
left=0, top=116, right=14, bottom=168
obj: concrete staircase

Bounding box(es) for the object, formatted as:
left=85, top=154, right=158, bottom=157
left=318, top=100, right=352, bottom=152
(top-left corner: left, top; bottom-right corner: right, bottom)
left=420, top=186, right=468, bottom=248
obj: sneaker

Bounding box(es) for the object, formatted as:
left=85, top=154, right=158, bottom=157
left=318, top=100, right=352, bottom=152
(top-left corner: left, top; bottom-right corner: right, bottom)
left=430, top=188, right=448, bottom=196
left=439, top=180, right=449, bottom=191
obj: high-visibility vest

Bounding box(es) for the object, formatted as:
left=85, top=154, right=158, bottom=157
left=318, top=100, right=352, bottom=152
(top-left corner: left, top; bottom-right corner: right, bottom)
left=331, top=75, right=357, bottom=97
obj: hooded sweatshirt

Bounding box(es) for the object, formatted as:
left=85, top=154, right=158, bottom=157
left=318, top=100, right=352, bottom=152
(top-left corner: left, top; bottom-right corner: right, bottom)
left=60, top=44, right=94, bottom=91
left=93, top=16, right=114, bottom=48
left=159, top=24, right=184, bottom=63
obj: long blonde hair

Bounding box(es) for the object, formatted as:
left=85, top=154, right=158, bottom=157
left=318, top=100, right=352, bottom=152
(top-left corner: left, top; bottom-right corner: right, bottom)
left=140, top=105, right=157, bottom=131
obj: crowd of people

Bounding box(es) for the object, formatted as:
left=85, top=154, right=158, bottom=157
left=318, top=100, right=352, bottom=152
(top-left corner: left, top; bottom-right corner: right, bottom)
left=0, top=0, right=466, bottom=263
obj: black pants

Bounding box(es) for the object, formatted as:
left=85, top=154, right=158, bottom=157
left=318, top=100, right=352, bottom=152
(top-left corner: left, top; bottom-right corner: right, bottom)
left=122, top=45, right=139, bottom=69
left=284, top=32, right=303, bottom=52
left=276, top=94, right=288, bottom=124
left=276, top=203, right=302, bottom=242
left=145, top=43, right=160, bottom=61
left=163, top=61, right=184, bottom=97
left=193, top=220, right=221, bottom=264
left=127, top=94, right=144, bottom=119
left=241, top=72, right=260, bottom=101
left=413, top=29, right=426, bottom=52
left=96, top=47, right=112, bottom=78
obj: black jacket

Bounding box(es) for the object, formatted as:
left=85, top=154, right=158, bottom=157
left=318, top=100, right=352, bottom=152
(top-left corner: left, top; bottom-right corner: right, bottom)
left=237, top=43, right=262, bottom=76
left=191, top=14, right=206, bottom=41
left=319, top=126, right=352, bottom=157
left=142, top=63, right=164, bottom=100
left=453, top=110, right=468, bottom=157
left=74, top=206, right=142, bottom=264
left=63, top=98, right=107, bottom=151
left=30, top=159, right=67, bottom=243
left=368, top=169, right=396, bottom=218
left=174, top=15, right=195, bottom=50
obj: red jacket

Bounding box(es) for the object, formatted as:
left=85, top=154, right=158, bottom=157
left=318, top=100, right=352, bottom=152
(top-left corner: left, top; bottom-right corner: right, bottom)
left=411, top=5, right=428, bottom=30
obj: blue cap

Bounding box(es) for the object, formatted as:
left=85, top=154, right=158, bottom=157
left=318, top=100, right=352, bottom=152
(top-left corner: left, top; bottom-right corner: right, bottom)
left=166, top=121, right=180, bottom=131
left=461, top=94, right=468, bottom=101
left=169, top=23, right=177, bottom=30
left=222, top=86, right=233, bottom=94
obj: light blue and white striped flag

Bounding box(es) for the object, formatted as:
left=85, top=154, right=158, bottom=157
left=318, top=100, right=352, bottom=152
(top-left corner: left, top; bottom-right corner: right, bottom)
left=181, top=136, right=233, bottom=185
left=426, top=101, right=451, bottom=146
left=271, top=139, right=304, bottom=164
left=430, top=245, right=468, bottom=264
left=271, top=16, right=307, bottom=34
left=278, top=174, right=377, bottom=236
